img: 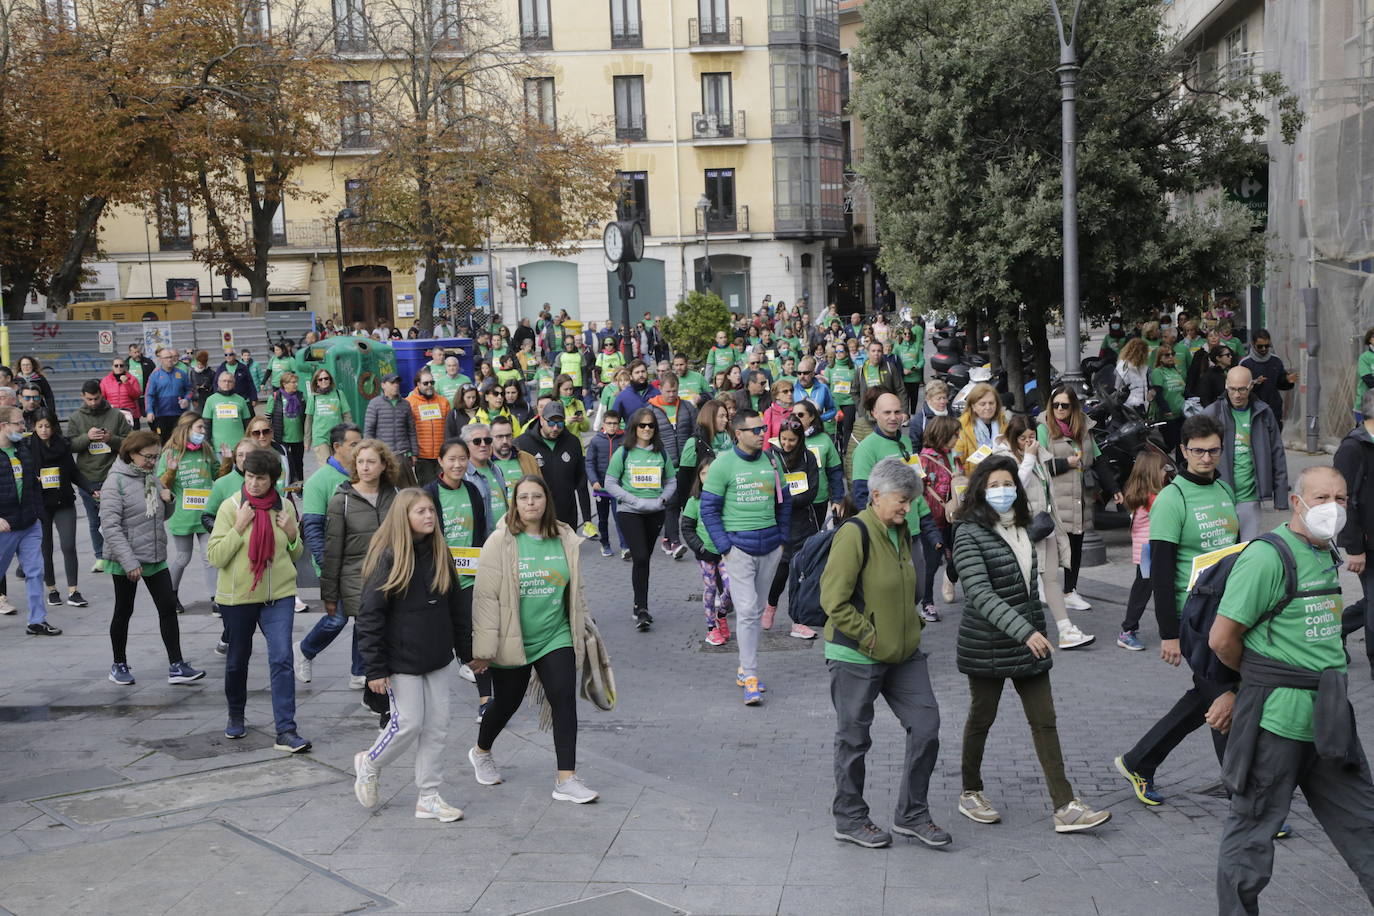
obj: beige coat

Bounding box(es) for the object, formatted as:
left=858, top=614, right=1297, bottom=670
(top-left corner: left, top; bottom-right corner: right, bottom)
left=472, top=521, right=589, bottom=668
left=1037, top=415, right=1097, bottom=535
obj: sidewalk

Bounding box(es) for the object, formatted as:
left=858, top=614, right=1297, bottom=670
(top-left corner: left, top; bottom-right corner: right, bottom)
left=0, top=448, right=1369, bottom=914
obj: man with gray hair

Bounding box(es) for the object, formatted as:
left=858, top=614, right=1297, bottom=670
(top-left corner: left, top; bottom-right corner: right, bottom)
left=820, top=456, right=947, bottom=849
left=1203, top=365, right=1288, bottom=540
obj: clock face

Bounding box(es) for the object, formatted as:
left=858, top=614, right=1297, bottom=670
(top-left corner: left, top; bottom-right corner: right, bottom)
left=603, top=223, right=624, bottom=263
left=628, top=221, right=644, bottom=261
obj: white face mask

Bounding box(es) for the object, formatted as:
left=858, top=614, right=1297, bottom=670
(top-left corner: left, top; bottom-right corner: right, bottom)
left=1297, top=495, right=1346, bottom=543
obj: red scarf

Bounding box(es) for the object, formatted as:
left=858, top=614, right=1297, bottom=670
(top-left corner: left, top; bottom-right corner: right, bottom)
left=243, top=486, right=281, bottom=591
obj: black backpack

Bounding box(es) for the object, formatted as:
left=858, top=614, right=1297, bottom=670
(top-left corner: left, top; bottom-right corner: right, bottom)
left=1178, top=532, right=1334, bottom=685
left=790, top=517, right=871, bottom=628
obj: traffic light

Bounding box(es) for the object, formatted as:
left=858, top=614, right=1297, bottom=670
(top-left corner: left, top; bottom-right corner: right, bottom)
left=504, top=267, right=517, bottom=290
left=519, top=278, right=528, bottom=297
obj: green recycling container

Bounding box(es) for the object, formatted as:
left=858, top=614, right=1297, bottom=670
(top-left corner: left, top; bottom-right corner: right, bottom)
left=295, top=336, right=396, bottom=424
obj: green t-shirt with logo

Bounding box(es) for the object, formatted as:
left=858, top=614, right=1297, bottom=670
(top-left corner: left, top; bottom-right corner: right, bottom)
left=681, top=495, right=720, bottom=555
left=805, top=431, right=842, bottom=504
left=306, top=390, right=347, bottom=447
left=850, top=431, right=930, bottom=534
left=204, top=392, right=252, bottom=453
left=678, top=370, right=709, bottom=402
left=607, top=445, right=670, bottom=500
left=1, top=446, right=20, bottom=500
left=476, top=464, right=508, bottom=522
left=434, top=373, right=471, bottom=406
left=1218, top=525, right=1344, bottom=742
left=862, top=363, right=882, bottom=389
left=494, top=532, right=572, bottom=667
left=896, top=342, right=922, bottom=381
left=703, top=448, right=780, bottom=534
left=1149, top=475, right=1240, bottom=613
left=1151, top=366, right=1187, bottom=418
left=557, top=351, right=583, bottom=387
left=534, top=368, right=556, bottom=397
left=437, top=482, right=477, bottom=590
left=706, top=346, right=736, bottom=378
left=1231, top=407, right=1257, bottom=502
left=156, top=447, right=218, bottom=535
left=267, top=356, right=295, bottom=390
left=828, top=363, right=855, bottom=406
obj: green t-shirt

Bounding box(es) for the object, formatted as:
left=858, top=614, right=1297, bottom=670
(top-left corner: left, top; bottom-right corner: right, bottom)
left=204, top=393, right=251, bottom=453
left=503, top=532, right=572, bottom=666
left=128, top=359, right=146, bottom=388
left=1149, top=475, right=1240, bottom=613
left=1218, top=525, right=1344, bottom=742
left=828, top=363, right=855, bottom=406
left=435, top=373, right=471, bottom=406
left=1357, top=349, right=1374, bottom=412
left=597, top=351, right=625, bottom=384
left=302, top=461, right=349, bottom=517
left=607, top=445, right=670, bottom=499
left=556, top=351, right=583, bottom=387
left=206, top=469, right=286, bottom=523
left=267, top=356, right=296, bottom=390
left=681, top=495, right=720, bottom=555
left=705, top=346, right=736, bottom=378
left=862, top=363, right=882, bottom=389
left=306, top=390, right=347, bottom=447
left=824, top=525, right=905, bottom=665
left=436, top=482, right=477, bottom=590
left=678, top=370, right=709, bottom=402
left=1231, top=407, right=1257, bottom=502
left=896, top=342, right=922, bottom=381
left=1102, top=334, right=1126, bottom=356
left=1174, top=340, right=1195, bottom=375
left=702, top=447, right=780, bottom=534
left=1223, top=336, right=1245, bottom=361
left=805, top=432, right=842, bottom=504
left=1151, top=366, right=1187, bottom=418
left=850, top=430, right=925, bottom=533
left=477, top=463, right=509, bottom=521
left=156, top=447, right=218, bottom=535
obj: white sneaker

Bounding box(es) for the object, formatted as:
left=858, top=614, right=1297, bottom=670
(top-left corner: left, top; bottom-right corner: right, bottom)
left=292, top=642, right=312, bottom=683
left=348, top=674, right=368, bottom=690
left=294, top=597, right=308, bottom=613
left=0, top=595, right=14, bottom=615
left=1057, top=623, right=1096, bottom=650
left=353, top=752, right=379, bottom=808
left=468, top=747, right=502, bottom=785
left=941, top=573, right=956, bottom=603
left=458, top=663, right=476, bottom=684
left=415, top=794, right=464, bottom=822
left=1063, top=590, right=1092, bottom=611
left=552, top=774, right=599, bottom=804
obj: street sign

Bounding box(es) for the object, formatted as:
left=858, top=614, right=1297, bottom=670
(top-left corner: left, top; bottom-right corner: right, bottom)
left=97, top=329, right=114, bottom=353
left=221, top=329, right=234, bottom=353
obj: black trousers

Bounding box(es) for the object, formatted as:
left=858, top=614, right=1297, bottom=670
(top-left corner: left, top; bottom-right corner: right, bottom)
left=153, top=415, right=179, bottom=444
left=477, top=646, right=577, bottom=770
left=109, top=567, right=183, bottom=665
left=1121, top=566, right=1151, bottom=633
left=1063, top=532, right=1084, bottom=592
left=836, top=407, right=856, bottom=457
left=283, top=441, right=305, bottom=484
left=1123, top=672, right=1229, bottom=779
left=453, top=586, right=491, bottom=698
left=618, top=509, right=663, bottom=610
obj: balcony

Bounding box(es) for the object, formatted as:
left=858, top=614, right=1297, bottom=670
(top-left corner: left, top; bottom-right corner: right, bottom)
left=521, top=29, right=552, bottom=51
left=691, top=110, right=745, bottom=145
left=768, top=13, right=839, bottom=48
left=696, top=204, right=749, bottom=235
left=610, top=28, right=641, bottom=49
left=1222, top=49, right=1264, bottom=84
left=616, top=123, right=646, bottom=142
left=689, top=16, right=743, bottom=50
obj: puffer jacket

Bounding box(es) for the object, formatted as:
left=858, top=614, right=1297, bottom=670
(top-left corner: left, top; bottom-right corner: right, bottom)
left=99, top=457, right=173, bottom=569
left=952, top=519, right=1052, bottom=680
left=647, top=395, right=697, bottom=466
left=472, top=521, right=589, bottom=668
left=365, top=395, right=418, bottom=459
left=356, top=539, right=466, bottom=677
left=32, top=434, right=93, bottom=514
left=320, top=482, right=398, bottom=617
left=1336, top=425, right=1374, bottom=554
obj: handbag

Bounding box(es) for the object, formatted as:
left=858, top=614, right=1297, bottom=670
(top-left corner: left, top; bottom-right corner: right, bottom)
left=1027, top=510, right=1056, bottom=543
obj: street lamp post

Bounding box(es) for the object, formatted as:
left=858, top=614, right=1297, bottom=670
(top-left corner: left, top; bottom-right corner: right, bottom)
left=1050, top=0, right=1084, bottom=385
left=696, top=194, right=713, bottom=292
left=334, top=208, right=357, bottom=324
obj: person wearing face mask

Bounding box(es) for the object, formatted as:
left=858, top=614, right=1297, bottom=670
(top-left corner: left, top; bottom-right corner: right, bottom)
left=157, top=413, right=222, bottom=615
left=1098, top=318, right=1128, bottom=361
left=1204, top=365, right=1289, bottom=541
left=1211, top=466, right=1372, bottom=915
left=952, top=454, right=1112, bottom=834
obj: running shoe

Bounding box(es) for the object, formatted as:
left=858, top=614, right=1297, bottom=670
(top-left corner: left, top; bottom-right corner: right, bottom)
left=274, top=732, right=312, bottom=753
left=736, top=667, right=767, bottom=691
left=46, top=589, right=61, bottom=607
left=621, top=548, right=631, bottom=561
left=1053, top=798, right=1111, bottom=833
left=741, top=675, right=763, bottom=706
left=958, top=791, right=1001, bottom=824
left=552, top=775, right=599, bottom=804
left=891, top=820, right=953, bottom=847
left=167, top=661, right=206, bottom=684
left=215, top=640, right=228, bottom=656
left=789, top=623, right=817, bottom=639
left=1116, top=630, right=1145, bottom=651
left=293, top=642, right=312, bottom=683
left=0, top=595, right=14, bottom=615
left=600, top=544, right=614, bottom=558
left=920, top=603, right=940, bottom=623
left=1113, top=755, right=1163, bottom=806
left=26, top=621, right=61, bottom=636
left=67, top=590, right=88, bottom=607
left=1057, top=623, right=1096, bottom=649
left=671, top=542, right=687, bottom=560
left=716, top=616, right=731, bottom=642
left=704, top=628, right=727, bottom=646
left=458, top=663, right=476, bottom=683
left=109, top=662, right=135, bottom=686
left=348, top=674, right=367, bottom=690
left=833, top=821, right=891, bottom=848
left=225, top=718, right=246, bottom=739
left=762, top=605, right=777, bottom=629
left=659, top=538, right=674, bottom=557
left=1064, top=590, right=1092, bottom=611
left=416, top=794, right=464, bottom=821
left=353, top=752, right=379, bottom=808
left=468, top=747, right=502, bottom=785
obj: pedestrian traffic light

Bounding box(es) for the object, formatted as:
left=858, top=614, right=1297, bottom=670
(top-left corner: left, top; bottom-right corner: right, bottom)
left=519, top=279, right=528, bottom=297
left=504, top=267, right=517, bottom=290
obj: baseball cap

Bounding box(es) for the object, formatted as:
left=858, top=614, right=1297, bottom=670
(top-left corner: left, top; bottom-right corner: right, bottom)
left=540, top=401, right=566, bottom=421
left=380, top=373, right=400, bottom=383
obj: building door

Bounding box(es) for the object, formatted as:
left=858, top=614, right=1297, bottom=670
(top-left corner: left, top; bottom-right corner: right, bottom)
left=343, top=265, right=393, bottom=328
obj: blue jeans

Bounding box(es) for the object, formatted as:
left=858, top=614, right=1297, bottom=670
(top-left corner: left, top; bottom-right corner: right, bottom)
left=0, top=523, right=48, bottom=624
left=79, top=488, right=104, bottom=560
left=221, top=595, right=297, bottom=736
left=299, top=610, right=364, bottom=676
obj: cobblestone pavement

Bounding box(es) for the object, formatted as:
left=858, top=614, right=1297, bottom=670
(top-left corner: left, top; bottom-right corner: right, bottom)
left=0, top=448, right=1370, bottom=915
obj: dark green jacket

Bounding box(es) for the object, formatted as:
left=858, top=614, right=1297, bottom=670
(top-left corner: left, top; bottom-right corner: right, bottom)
left=952, top=520, right=1051, bottom=679
left=820, top=508, right=921, bottom=663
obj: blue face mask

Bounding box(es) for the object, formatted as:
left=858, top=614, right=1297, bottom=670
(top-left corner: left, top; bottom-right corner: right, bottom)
left=188, top=432, right=206, bottom=447
left=6, top=431, right=23, bottom=444
left=986, top=486, right=1017, bottom=513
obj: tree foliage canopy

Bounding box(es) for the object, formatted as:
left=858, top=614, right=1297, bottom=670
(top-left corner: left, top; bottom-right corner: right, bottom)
left=660, top=290, right=731, bottom=361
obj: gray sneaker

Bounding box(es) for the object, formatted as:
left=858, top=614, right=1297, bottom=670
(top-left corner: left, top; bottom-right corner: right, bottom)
left=891, top=819, right=952, bottom=847
left=292, top=641, right=312, bottom=683
left=468, top=747, right=502, bottom=785
left=1053, top=798, right=1111, bottom=833
left=552, top=774, right=599, bottom=804
left=833, top=821, right=892, bottom=848
left=353, top=752, right=379, bottom=808
left=958, top=791, right=1001, bottom=824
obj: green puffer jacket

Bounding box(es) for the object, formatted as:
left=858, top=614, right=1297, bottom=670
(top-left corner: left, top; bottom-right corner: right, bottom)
left=952, top=520, right=1051, bottom=679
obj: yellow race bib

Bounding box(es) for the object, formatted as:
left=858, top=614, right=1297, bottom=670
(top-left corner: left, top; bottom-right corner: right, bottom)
left=88, top=441, right=111, bottom=455
left=181, top=489, right=210, bottom=512
left=419, top=403, right=443, bottom=422
left=785, top=471, right=808, bottom=495
left=628, top=464, right=662, bottom=489
left=214, top=403, right=239, bottom=420
left=449, top=545, right=482, bottom=575
left=832, top=380, right=851, bottom=394
left=40, top=467, right=60, bottom=489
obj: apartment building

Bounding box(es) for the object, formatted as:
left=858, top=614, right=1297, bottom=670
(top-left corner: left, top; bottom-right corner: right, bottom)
left=85, top=0, right=849, bottom=328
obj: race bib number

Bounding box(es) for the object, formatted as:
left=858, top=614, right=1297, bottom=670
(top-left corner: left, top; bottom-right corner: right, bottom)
left=214, top=403, right=239, bottom=420
left=807, top=445, right=822, bottom=464
left=40, top=467, right=60, bottom=489
left=628, top=464, right=662, bottom=489
left=449, top=545, right=482, bottom=575
left=832, top=380, right=851, bottom=394
left=8, top=456, right=20, bottom=477
left=905, top=455, right=926, bottom=477
left=181, top=488, right=210, bottom=512
left=785, top=471, right=809, bottom=495
left=88, top=441, right=111, bottom=455
left=1187, top=541, right=1248, bottom=590
left=964, top=445, right=994, bottom=467
left=419, top=403, right=443, bottom=422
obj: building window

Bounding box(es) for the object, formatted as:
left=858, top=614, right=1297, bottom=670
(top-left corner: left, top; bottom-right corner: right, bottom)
left=524, top=77, right=556, bottom=128
left=344, top=179, right=368, bottom=214
left=520, top=0, right=552, bottom=50
left=156, top=190, right=192, bottom=251
left=818, top=61, right=841, bottom=128
left=610, top=0, right=641, bottom=48
left=42, top=0, right=78, bottom=28
left=771, top=59, right=809, bottom=126
left=613, top=76, right=646, bottom=141
left=1222, top=23, right=1253, bottom=79
left=616, top=171, right=650, bottom=234
left=435, top=0, right=460, bottom=47
left=702, top=71, right=732, bottom=121
left=339, top=81, right=373, bottom=148
left=334, top=0, right=367, bottom=51
left=704, top=168, right=736, bottom=232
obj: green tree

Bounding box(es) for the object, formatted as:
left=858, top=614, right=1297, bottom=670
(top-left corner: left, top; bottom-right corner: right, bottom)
left=852, top=0, right=1298, bottom=389
left=660, top=290, right=731, bottom=362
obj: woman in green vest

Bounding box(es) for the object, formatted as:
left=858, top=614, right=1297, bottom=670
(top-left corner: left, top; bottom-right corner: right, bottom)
left=158, top=412, right=222, bottom=615
left=305, top=368, right=352, bottom=467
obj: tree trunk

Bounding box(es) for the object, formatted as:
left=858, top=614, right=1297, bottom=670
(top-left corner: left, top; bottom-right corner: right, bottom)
left=1025, top=302, right=1054, bottom=408
left=963, top=309, right=978, bottom=356
left=1004, top=316, right=1026, bottom=413
left=248, top=203, right=276, bottom=317
left=5, top=271, right=32, bottom=321
left=985, top=314, right=1003, bottom=372
left=47, top=196, right=106, bottom=308
left=417, top=248, right=440, bottom=338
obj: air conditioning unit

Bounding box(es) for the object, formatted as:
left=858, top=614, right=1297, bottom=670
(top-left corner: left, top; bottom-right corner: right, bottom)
left=694, top=115, right=714, bottom=135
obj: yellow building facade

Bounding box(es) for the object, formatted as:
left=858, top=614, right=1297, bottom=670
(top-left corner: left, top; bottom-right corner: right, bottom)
left=84, top=0, right=851, bottom=328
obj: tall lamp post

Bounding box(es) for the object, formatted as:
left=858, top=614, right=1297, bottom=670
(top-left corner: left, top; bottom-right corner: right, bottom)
left=334, top=207, right=357, bottom=323
left=1050, top=0, right=1084, bottom=385
left=696, top=194, right=713, bottom=292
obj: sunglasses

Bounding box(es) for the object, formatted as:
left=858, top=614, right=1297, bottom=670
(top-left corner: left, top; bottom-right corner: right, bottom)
left=469, top=436, right=492, bottom=445
left=545, top=418, right=566, bottom=426
left=741, top=425, right=766, bottom=435
left=637, top=422, right=658, bottom=429
left=1052, top=401, right=1071, bottom=409
left=250, top=429, right=272, bottom=437
left=112, top=363, right=126, bottom=368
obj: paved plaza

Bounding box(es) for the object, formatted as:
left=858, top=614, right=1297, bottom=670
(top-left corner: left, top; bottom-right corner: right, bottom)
left=0, top=448, right=1370, bottom=915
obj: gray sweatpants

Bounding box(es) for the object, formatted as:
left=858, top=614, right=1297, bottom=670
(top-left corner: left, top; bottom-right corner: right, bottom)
left=1217, top=729, right=1374, bottom=915
left=725, top=547, right=782, bottom=679
left=1235, top=500, right=1262, bottom=542
left=828, top=652, right=941, bottom=830
left=363, top=663, right=454, bottom=794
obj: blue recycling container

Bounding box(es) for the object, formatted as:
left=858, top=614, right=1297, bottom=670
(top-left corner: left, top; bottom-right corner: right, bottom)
left=391, top=337, right=475, bottom=388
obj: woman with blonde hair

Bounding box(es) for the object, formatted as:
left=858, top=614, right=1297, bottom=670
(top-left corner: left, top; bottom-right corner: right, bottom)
left=953, top=382, right=1008, bottom=470
left=1113, top=338, right=1151, bottom=409
left=158, top=411, right=221, bottom=614
left=352, top=488, right=466, bottom=822
left=468, top=475, right=597, bottom=804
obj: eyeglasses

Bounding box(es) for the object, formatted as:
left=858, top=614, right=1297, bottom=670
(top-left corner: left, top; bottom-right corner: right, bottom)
left=545, top=418, right=565, bottom=426
left=469, top=436, right=492, bottom=445
left=1052, top=401, right=1071, bottom=410
left=1253, top=344, right=1271, bottom=351
left=135, top=451, right=160, bottom=462
left=249, top=429, right=272, bottom=438
left=1225, top=386, right=1251, bottom=394
left=1184, top=446, right=1223, bottom=458
left=112, top=363, right=126, bottom=368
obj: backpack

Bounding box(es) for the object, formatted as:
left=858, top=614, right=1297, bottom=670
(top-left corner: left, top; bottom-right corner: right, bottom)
left=789, top=517, right=871, bottom=628
left=1178, top=532, right=1334, bottom=685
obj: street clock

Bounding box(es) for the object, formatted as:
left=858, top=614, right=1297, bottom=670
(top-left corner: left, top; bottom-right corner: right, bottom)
left=603, top=220, right=644, bottom=265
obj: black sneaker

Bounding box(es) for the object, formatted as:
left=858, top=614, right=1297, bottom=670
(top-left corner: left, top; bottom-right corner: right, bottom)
left=26, top=621, right=61, bottom=636
left=46, top=589, right=61, bottom=607
left=634, top=609, right=652, bottom=632
left=66, top=590, right=88, bottom=607
left=175, top=599, right=186, bottom=615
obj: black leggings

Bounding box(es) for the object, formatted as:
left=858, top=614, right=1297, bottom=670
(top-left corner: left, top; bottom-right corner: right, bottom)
left=41, top=505, right=78, bottom=589
left=836, top=407, right=855, bottom=456
left=922, top=537, right=946, bottom=607
left=454, top=586, right=492, bottom=698
left=478, top=646, right=577, bottom=770
left=904, top=381, right=922, bottom=411
left=109, top=567, right=183, bottom=665
left=284, top=441, right=305, bottom=484
left=1063, top=532, right=1084, bottom=592
left=1121, top=566, right=1151, bottom=634
left=618, top=509, right=664, bottom=610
